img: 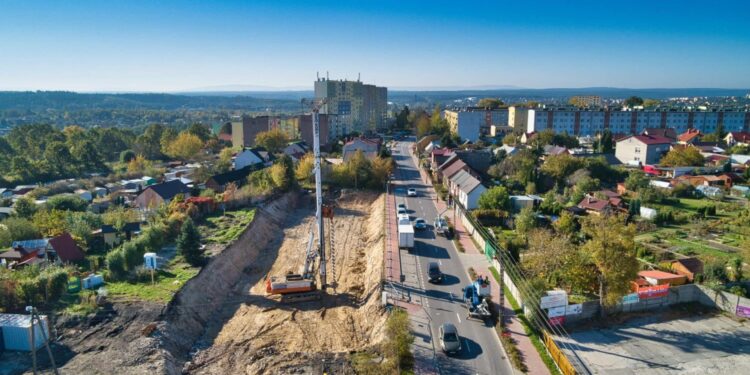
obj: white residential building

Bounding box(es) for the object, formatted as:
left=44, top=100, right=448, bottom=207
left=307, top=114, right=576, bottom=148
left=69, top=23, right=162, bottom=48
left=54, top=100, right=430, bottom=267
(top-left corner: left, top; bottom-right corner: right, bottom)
left=444, top=108, right=509, bottom=142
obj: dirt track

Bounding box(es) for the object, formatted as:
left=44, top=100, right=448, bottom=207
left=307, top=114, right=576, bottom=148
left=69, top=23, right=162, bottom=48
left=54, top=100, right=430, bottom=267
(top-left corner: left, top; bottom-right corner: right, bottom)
left=186, top=191, right=386, bottom=374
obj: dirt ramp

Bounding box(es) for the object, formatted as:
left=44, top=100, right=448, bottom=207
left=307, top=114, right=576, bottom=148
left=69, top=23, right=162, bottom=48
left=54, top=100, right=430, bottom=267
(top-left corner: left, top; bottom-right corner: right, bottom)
left=157, top=192, right=300, bottom=368
left=187, top=191, right=386, bottom=374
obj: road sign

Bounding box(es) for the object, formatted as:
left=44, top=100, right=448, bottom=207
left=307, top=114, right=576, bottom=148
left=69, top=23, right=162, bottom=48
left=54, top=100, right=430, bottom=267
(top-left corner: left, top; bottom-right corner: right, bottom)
left=540, top=292, right=568, bottom=309
left=637, top=284, right=669, bottom=299
left=565, top=304, right=583, bottom=315
left=547, top=306, right=566, bottom=318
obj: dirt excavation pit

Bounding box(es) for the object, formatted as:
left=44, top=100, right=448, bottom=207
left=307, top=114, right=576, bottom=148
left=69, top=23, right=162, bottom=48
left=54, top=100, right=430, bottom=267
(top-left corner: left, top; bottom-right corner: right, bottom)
left=187, top=191, right=387, bottom=374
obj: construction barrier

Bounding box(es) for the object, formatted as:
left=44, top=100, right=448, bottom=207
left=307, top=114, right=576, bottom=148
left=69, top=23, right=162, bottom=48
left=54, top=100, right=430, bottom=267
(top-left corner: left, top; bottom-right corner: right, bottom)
left=543, top=330, right=577, bottom=375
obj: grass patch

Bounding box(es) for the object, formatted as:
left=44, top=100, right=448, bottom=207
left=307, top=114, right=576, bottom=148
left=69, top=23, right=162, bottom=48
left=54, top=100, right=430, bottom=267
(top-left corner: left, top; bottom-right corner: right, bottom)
left=201, top=208, right=256, bottom=245
left=106, top=258, right=200, bottom=303
left=489, top=266, right=561, bottom=375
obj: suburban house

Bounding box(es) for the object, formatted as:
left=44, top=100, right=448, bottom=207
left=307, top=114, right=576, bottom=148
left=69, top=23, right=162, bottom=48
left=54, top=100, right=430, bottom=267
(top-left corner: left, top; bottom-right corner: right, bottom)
left=234, top=148, right=269, bottom=170
left=642, top=128, right=677, bottom=141
left=454, top=149, right=493, bottom=175
left=134, top=180, right=191, bottom=210
left=451, top=171, right=486, bottom=210
left=543, top=145, right=570, bottom=157
left=430, top=148, right=454, bottom=174
left=48, top=233, right=85, bottom=263
left=725, top=132, right=750, bottom=147
left=731, top=185, right=750, bottom=198
left=494, top=145, right=518, bottom=157
left=75, top=189, right=93, bottom=202
left=577, top=195, right=619, bottom=215
left=205, top=167, right=254, bottom=192
left=637, top=270, right=687, bottom=286
left=695, top=185, right=724, bottom=199
left=342, top=137, right=381, bottom=161
left=441, top=159, right=470, bottom=187
left=92, top=222, right=142, bottom=248
left=282, top=142, right=309, bottom=162
left=614, top=135, right=672, bottom=165
left=120, top=176, right=156, bottom=192
left=520, top=132, right=537, bottom=144
left=416, top=135, right=440, bottom=154
left=510, top=195, right=543, bottom=212
left=12, top=185, right=36, bottom=197
left=670, top=258, right=704, bottom=282
left=0, top=246, right=41, bottom=268
left=0, top=188, right=13, bottom=199
left=677, top=128, right=702, bottom=144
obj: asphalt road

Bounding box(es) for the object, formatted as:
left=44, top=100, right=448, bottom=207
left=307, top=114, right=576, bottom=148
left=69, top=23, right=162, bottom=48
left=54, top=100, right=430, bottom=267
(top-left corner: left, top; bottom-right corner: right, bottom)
left=390, top=139, right=512, bottom=375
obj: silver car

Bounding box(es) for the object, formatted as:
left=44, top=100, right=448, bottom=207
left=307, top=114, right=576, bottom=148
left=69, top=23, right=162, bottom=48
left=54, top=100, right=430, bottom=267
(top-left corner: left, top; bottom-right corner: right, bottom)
left=439, top=323, right=461, bottom=354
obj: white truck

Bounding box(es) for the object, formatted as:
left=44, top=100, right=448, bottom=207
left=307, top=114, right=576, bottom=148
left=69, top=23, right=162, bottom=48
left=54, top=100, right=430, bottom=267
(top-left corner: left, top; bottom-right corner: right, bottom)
left=398, top=224, right=415, bottom=249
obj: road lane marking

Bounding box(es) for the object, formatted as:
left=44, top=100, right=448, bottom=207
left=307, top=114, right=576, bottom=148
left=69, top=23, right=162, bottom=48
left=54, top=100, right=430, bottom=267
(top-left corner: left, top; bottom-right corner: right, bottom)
left=456, top=313, right=462, bottom=323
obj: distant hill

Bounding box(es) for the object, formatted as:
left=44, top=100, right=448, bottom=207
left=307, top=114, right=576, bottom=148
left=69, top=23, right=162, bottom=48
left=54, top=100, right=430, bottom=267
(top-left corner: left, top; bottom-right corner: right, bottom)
left=0, top=91, right=302, bottom=112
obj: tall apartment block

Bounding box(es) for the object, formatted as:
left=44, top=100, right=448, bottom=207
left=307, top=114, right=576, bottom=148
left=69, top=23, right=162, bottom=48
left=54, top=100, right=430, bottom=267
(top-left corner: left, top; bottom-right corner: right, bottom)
left=231, top=113, right=334, bottom=149
left=527, top=108, right=750, bottom=136
left=314, top=77, right=388, bottom=135
left=443, top=107, right=510, bottom=142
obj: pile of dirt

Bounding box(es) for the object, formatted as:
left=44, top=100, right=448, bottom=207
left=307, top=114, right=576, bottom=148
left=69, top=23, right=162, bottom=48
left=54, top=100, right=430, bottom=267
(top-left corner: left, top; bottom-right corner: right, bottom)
left=186, top=191, right=386, bottom=374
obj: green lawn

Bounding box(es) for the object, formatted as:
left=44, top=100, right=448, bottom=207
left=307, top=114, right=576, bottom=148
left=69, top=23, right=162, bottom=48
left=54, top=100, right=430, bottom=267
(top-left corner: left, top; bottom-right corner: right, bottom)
left=106, top=258, right=200, bottom=303
left=200, top=208, right=256, bottom=245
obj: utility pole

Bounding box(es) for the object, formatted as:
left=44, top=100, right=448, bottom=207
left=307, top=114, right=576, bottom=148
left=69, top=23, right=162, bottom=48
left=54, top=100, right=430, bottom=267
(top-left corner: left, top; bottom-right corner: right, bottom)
left=27, top=306, right=36, bottom=375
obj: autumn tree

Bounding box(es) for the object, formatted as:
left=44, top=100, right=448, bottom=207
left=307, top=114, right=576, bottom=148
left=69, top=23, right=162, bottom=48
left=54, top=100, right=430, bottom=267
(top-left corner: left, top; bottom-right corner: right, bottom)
left=294, top=153, right=314, bottom=183
left=523, top=229, right=578, bottom=290
left=514, top=206, right=537, bottom=235
left=660, top=147, right=705, bottom=167
left=581, top=213, right=639, bottom=316
left=127, top=154, right=153, bottom=173
left=416, top=114, right=431, bottom=137
left=164, top=132, right=203, bottom=160
left=255, top=128, right=289, bottom=154
left=215, top=147, right=234, bottom=173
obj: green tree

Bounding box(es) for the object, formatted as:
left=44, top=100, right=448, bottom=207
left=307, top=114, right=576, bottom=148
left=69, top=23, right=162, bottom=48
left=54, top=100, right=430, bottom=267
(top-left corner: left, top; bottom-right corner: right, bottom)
left=541, top=154, right=585, bottom=187
left=177, top=218, right=203, bottom=266
left=553, top=210, right=577, bottom=236
left=0, top=217, right=41, bottom=247
left=597, top=129, right=614, bottom=153
left=477, top=186, right=510, bottom=210
left=624, top=170, right=650, bottom=191
left=515, top=206, right=537, bottom=235
left=660, top=147, right=705, bottom=167
left=502, top=133, right=517, bottom=146
left=45, top=195, right=88, bottom=212
left=477, top=98, right=504, bottom=109
left=255, top=128, right=289, bottom=153
left=624, top=96, right=644, bottom=108
left=120, top=149, right=137, bottom=163
left=13, top=196, right=37, bottom=218
left=187, top=123, right=211, bottom=141
left=581, top=213, right=639, bottom=315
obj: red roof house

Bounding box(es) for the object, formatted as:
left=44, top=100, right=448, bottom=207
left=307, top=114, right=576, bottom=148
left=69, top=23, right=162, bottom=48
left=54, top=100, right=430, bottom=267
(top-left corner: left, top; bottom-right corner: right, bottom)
left=49, top=233, right=85, bottom=263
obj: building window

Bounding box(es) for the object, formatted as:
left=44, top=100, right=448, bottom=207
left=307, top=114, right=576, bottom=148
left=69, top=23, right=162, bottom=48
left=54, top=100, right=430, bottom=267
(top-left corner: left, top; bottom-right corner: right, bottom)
left=635, top=147, right=641, bottom=153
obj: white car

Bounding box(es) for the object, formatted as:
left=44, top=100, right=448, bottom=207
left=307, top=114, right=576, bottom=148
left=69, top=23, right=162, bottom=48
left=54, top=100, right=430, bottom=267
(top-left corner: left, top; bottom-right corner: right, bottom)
left=407, top=188, right=417, bottom=197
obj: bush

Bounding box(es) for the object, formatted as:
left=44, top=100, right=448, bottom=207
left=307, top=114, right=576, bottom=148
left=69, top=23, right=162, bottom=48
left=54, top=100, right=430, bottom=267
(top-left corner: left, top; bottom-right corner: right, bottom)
left=704, top=261, right=728, bottom=283
left=45, top=195, right=89, bottom=212
left=473, top=209, right=507, bottom=227
left=120, top=149, right=136, bottom=163
left=106, top=250, right=127, bottom=279
left=16, top=278, right=41, bottom=305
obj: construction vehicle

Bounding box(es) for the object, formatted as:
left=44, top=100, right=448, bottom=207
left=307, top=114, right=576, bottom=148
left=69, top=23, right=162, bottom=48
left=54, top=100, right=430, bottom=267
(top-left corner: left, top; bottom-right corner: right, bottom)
left=462, top=276, right=492, bottom=321
left=266, top=98, right=334, bottom=301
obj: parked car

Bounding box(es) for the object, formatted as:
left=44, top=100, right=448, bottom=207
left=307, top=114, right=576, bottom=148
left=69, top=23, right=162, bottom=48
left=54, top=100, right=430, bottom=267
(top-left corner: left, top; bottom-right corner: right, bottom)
left=434, top=217, right=448, bottom=235
left=428, top=262, right=443, bottom=283
left=407, top=188, right=417, bottom=197
left=413, top=218, right=427, bottom=230
left=439, top=323, right=461, bottom=354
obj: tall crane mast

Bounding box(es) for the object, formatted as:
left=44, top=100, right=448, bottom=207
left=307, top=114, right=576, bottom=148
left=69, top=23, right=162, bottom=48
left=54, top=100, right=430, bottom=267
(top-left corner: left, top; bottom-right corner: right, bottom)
left=312, top=101, right=327, bottom=290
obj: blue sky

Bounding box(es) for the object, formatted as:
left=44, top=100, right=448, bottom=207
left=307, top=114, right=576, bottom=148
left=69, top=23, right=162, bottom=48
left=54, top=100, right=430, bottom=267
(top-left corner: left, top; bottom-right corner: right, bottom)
left=1, top=0, right=749, bottom=91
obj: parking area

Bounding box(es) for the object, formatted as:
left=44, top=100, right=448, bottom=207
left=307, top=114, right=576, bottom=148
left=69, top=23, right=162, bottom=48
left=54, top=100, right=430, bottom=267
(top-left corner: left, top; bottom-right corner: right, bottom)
left=556, top=309, right=750, bottom=374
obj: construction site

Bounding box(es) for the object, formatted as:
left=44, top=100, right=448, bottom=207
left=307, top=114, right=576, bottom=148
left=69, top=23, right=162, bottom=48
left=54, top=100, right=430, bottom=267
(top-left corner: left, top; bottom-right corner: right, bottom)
left=182, top=190, right=387, bottom=374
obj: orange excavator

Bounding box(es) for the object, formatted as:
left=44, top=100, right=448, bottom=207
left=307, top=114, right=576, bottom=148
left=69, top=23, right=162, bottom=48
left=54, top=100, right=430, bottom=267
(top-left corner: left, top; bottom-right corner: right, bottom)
left=266, top=99, right=333, bottom=301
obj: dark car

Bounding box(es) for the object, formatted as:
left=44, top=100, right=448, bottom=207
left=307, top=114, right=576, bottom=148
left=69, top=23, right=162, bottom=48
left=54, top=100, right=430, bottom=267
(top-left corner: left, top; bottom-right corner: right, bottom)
left=428, top=262, right=443, bottom=283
